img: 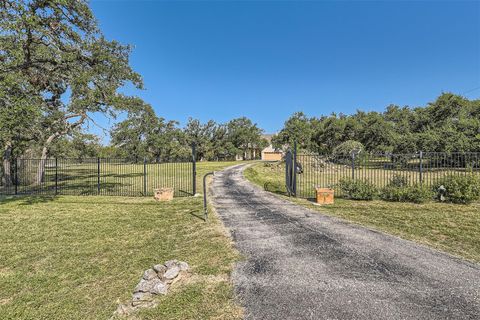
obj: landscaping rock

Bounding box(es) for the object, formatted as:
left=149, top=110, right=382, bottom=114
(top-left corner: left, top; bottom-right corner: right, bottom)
left=164, top=265, right=180, bottom=280
left=131, top=291, right=154, bottom=306
left=164, top=259, right=179, bottom=269
left=114, top=259, right=189, bottom=317
left=143, top=268, right=157, bottom=281
left=150, top=278, right=167, bottom=295
left=179, top=261, right=189, bottom=271
left=153, top=263, right=167, bottom=275
left=134, top=279, right=153, bottom=293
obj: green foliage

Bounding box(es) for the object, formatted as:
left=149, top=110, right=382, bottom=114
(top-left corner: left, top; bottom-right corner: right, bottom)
left=434, top=175, right=480, bottom=204
left=338, top=178, right=377, bottom=200
left=275, top=93, right=480, bottom=154
left=332, top=140, right=364, bottom=158
left=380, top=175, right=433, bottom=203
left=0, top=0, right=143, bottom=164
left=380, top=184, right=433, bottom=204
left=271, top=112, right=315, bottom=151
left=388, top=174, right=409, bottom=187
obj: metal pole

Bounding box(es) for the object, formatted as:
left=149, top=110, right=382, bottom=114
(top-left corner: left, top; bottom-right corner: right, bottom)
left=419, top=151, right=423, bottom=184
left=293, top=141, right=297, bottom=196
left=55, top=158, right=58, bottom=195
left=203, top=172, right=214, bottom=221
left=192, top=143, right=197, bottom=195
left=97, top=157, right=100, bottom=195
left=14, top=158, right=18, bottom=195
left=143, top=157, right=147, bottom=196
left=352, top=153, right=356, bottom=180
left=285, top=151, right=290, bottom=196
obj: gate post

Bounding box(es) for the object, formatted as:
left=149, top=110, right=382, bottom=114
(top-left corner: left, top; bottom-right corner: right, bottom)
left=192, top=143, right=197, bottom=195
left=143, top=157, right=147, bottom=196
left=419, top=151, right=423, bottom=184
left=351, top=153, right=356, bottom=180
left=14, top=158, right=18, bottom=195
left=97, top=157, right=100, bottom=195
left=293, top=141, right=297, bottom=196
left=285, top=150, right=290, bottom=195
left=55, top=158, right=58, bottom=195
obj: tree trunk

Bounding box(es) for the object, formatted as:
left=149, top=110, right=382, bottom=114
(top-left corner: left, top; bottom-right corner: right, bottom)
left=36, top=134, right=56, bottom=185
left=2, top=142, right=13, bottom=187
left=35, top=113, right=87, bottom=185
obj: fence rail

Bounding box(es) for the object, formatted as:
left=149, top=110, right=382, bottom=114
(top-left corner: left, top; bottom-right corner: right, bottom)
left=0, top=156, right=196, bottom=197
left=288, top=151, right=480, bottom=199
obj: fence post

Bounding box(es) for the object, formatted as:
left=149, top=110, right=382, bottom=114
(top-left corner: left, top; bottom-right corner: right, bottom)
left=192, top=143, right=197, bottom=195
left=97, top=157, right=100, bottom=195
left=351, top=153, right=356, bottom=180
left=55, top=158, right=58, bottom=195
left=14, top=158, right=18, bottom=195
left=419, top=151, right=423, bottom=184
left=143, top=157, right=147, bottom=196
left=293, top=141, right=297, bottom=196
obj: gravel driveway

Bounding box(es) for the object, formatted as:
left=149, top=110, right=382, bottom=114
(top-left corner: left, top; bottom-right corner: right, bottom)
left=210, top=164, right=480, bottom=320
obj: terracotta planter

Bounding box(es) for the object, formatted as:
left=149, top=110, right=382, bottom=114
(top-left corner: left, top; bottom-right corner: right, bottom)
left=154, top=187, right=174, bottom=201
left=315, top=188, right=334, bottom=204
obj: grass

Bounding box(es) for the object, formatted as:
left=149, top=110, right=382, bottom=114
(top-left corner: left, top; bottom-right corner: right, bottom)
left=245, top=162, right=480, bottom=263
left=1, top=160, right=249, bottom=197
left=0, top=161, right=244, bottom=320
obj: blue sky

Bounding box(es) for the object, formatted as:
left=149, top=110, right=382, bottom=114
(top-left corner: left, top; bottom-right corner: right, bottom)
left=89, top=0, right=480, bottom=141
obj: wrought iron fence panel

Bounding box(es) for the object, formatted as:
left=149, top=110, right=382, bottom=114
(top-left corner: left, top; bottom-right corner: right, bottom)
left=0, top=156, right=195, bottom=197
left=290, top=151, right=480, bottom=199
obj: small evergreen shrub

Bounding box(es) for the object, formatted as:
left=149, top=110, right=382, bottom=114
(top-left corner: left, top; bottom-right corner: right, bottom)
left=338, top=178, right=377, bottom=200
left=380, top=184, right=433, bottom=203
left=389, top=174, right=408, bottom=188
left=380, top=175, right=433, bottom=203
left=434, top=175, right=480, bottom=204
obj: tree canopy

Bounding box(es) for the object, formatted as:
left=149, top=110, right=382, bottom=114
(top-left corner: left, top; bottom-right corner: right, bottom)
left=1, top=0, right=143, bottom=183
left=273, top=93, right=480, bottom=154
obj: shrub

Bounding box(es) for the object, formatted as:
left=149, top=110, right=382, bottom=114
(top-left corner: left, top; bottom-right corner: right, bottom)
left=380, top=184, right=433, bottom=204
left=380, top=175, right=433, bottom=203
left=388, top=174, right=408, bottom=188
left=434, top=175, right=480, bottom=204
left=332, top=140, right=364, bottom=158
left=338, top=178, right=377, bottom=200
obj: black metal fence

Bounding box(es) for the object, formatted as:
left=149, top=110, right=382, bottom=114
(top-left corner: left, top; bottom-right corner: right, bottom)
left=286, top=148, right=480, bottom=199
left=0, top=154, right=196, bottom=197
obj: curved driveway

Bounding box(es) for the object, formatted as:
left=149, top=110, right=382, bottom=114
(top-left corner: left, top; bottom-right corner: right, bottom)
left=210, top=164, right=480, bottom=320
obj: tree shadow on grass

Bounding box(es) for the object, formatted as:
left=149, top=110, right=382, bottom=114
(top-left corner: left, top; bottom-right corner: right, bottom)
left=0, top=195, right=58, bottom=206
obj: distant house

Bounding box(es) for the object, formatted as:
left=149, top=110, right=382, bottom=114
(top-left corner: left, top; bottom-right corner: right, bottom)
left=233, top=134, right=282, bottom=161
left=261, top=134, right=283, bottom=161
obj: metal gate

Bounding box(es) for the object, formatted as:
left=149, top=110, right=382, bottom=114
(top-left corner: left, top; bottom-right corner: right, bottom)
left=285, top=142, right=297, bottom=196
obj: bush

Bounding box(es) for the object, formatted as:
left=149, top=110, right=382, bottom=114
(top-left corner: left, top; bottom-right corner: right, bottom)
left=338, top=178, right=377, bottom=200
left=332, top=140, right=364, bottom=158
left=380, top=184, right=433, bottom=204
left=388, top=174, right=408, bottom=188
left=380, top=175, right=433, bottom=203
left=434, top=175, right=480, bottom=204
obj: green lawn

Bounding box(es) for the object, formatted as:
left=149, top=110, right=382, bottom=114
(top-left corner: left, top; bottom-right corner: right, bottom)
left=0, top=162, right=244, bottom=320
left=245, top=162, right=480, bottom=263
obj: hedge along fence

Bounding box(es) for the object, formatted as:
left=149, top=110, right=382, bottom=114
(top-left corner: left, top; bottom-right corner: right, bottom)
left=292, top=152, right=480, bottom=199
left=0, top=157, right=196, bottom=197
